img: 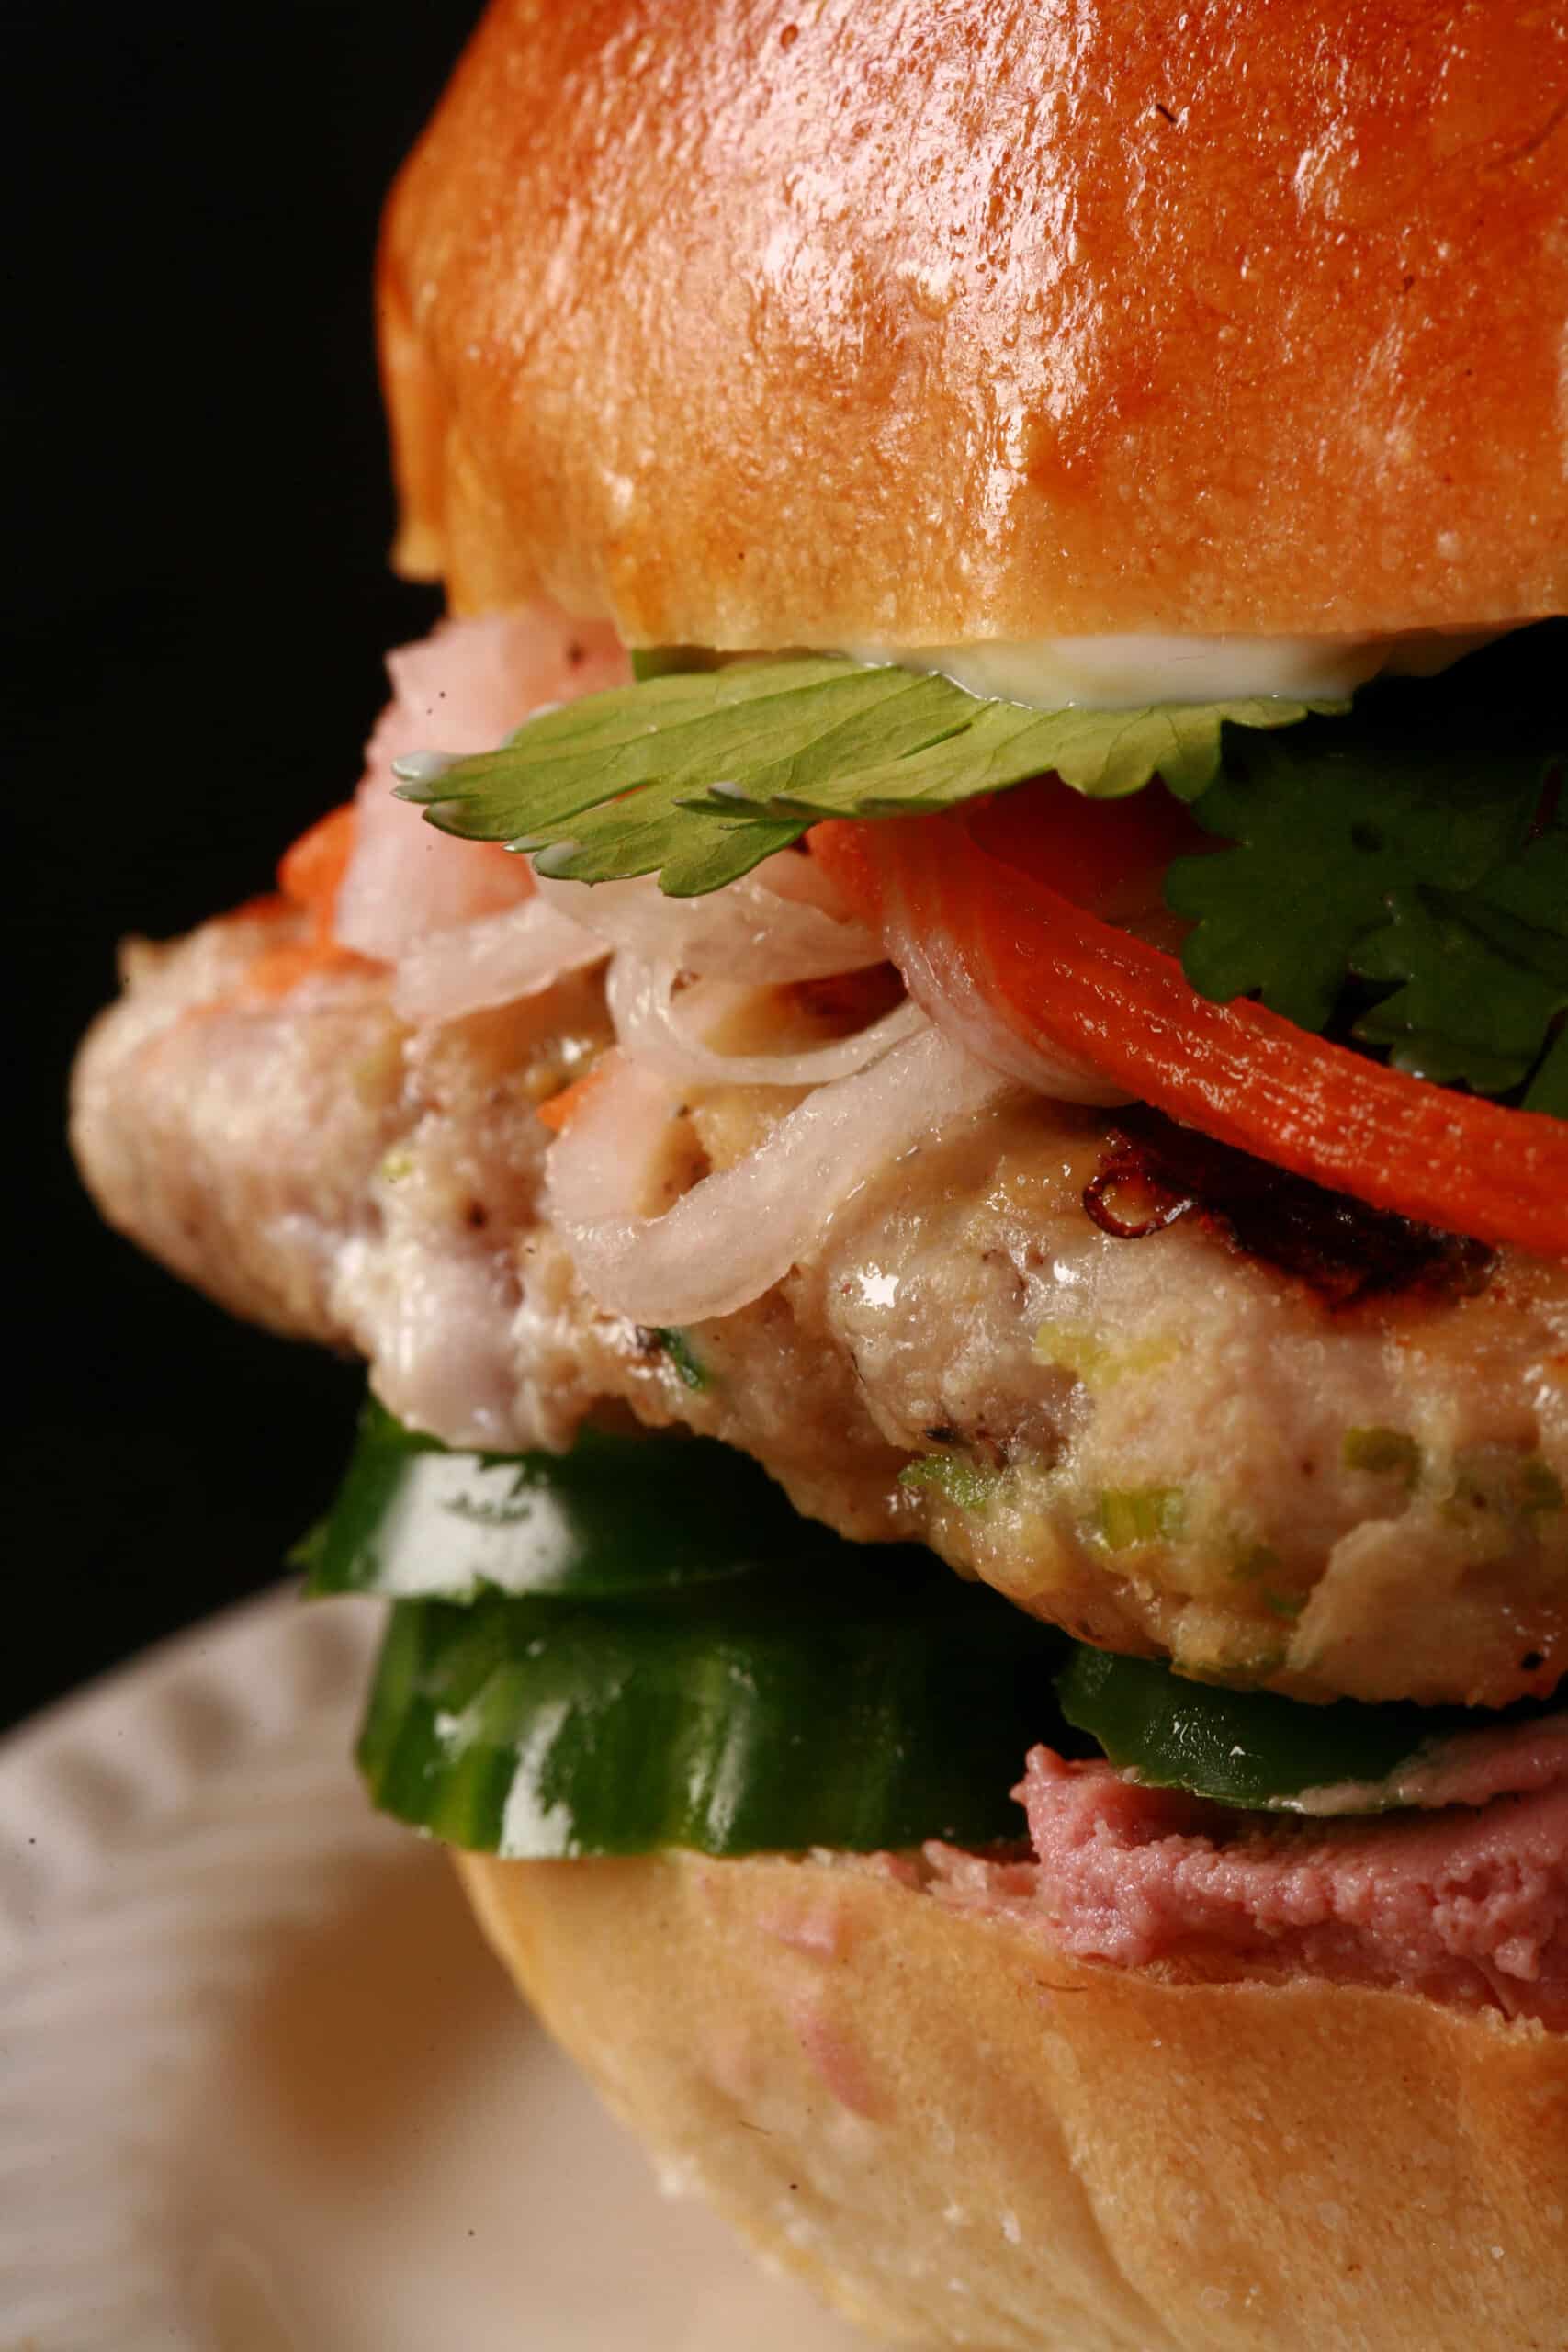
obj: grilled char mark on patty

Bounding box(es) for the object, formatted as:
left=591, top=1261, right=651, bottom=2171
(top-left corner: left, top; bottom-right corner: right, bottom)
left=1086, top=1108, right=1496, bottom=1309
left=71, top=903, right=1568, bottom=1710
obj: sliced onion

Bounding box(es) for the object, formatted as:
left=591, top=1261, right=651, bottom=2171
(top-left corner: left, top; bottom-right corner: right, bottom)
left=534, top=863, right=880, bottom=982
left=546, top=1025, right=1008, bottom=1324
left=392, top=898, right=607, bottom=1024
left=336, top=608, right=627, bottom=963
left=337, top=776, right=534, bottom=964
left=879, top=865, right=1134, bottom=1109
left=752, top=842, right=863, bottom=922
left=604, top=956, right=926, bottom=1088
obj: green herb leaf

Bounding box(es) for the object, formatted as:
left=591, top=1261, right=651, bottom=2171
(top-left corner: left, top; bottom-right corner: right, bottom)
left=898, top=1453, right=1007, bottom=1511
left=395, top=655, right=1319, bottom=899
left=1167, top=628, right=1568, bottom=1100
left=1525, top=1023, right=1568, bottom=1117
left=628, top=647, right=717, bottom=683
left=1341, top=1426, right=1422, bottom=1487
left=1096, top=1486, right=1187, bottom=1550
left=1349, top=827, right=1568, bottom=1098
left=643, top=1327, right=710, bottom=1393
left=1167, top=714, right=1549, bottom=1033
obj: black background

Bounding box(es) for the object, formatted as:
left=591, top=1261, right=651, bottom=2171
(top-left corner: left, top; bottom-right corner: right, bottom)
left=6, top=3, right=484, bottom=1731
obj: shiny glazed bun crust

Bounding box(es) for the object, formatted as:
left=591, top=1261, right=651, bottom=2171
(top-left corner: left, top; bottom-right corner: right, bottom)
left=460, top=1849, right=1568, bottom=2352
left=379, top=0, right=1568, bottom=647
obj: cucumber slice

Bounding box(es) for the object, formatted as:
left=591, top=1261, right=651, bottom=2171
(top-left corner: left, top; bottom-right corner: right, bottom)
left=1055, top=1644, right=1555, bottom=1810
left=310, top=1405, right=1556, bottom=1843
left=357, top=1563, right=1065, bottom=1856
left=301, top=1400, right=834, bottom=1602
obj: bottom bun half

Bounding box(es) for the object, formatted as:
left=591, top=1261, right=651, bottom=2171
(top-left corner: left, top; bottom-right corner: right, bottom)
left=457, top=1849, right=1568, bottom=2352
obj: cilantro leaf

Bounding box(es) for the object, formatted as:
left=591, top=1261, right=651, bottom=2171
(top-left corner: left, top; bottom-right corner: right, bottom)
left=1165, top=626, right=1568, bottom=1109
left=692, top=690, right=1318, bottom=815
left=1526, top=1025, right=1568, bottom=1117
left=1351, top=827, right=1568, bottom=1099
left=1166, top=715, right=1548, bottom=1033
left=395, top=654, right=1318, bottom=898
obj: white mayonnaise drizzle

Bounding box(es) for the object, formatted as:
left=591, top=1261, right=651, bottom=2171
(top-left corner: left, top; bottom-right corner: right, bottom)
left=846, top=629, right=1503, bottom=711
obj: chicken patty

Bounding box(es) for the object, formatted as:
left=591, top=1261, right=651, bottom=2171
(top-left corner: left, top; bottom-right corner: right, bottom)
left=73, top=904, right=1568, bottom=1709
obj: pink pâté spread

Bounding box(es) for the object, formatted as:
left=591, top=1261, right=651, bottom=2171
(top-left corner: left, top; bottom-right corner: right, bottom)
left=930, top=1743, right=1568, bottom=2026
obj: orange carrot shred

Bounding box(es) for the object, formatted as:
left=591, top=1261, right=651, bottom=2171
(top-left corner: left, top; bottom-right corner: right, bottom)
left=277, top=803, right=358, bottom=918
left=536, top=1066, right=608, bottom=1133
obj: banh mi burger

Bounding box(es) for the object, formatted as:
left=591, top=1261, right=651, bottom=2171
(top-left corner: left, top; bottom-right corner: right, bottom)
left=70, top=4, right=1568, bottom=2346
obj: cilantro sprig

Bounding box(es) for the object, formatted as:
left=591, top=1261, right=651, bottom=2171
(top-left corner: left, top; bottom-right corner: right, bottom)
left=394, top=654, right=1317, bottom=897
left=1353, top=843, right=1568, bottom=1111
left=1166, top=628, right=1568, bottom=1106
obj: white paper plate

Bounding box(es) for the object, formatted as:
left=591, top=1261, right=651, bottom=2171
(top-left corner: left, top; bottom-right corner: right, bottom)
left=0, top=1589, right=874, bottom=2350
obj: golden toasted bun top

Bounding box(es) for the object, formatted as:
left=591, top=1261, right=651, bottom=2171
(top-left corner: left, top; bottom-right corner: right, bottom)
left=379, top=1, right=1568, bottom=645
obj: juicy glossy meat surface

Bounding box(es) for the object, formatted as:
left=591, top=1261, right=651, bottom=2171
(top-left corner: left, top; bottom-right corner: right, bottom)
left=73, top=904, right=1568, bottom=1707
